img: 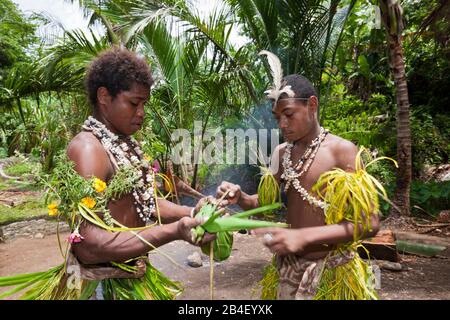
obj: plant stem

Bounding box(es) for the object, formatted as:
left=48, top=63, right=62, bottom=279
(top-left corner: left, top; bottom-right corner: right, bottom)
left=210, top=242, right=214, bottom=300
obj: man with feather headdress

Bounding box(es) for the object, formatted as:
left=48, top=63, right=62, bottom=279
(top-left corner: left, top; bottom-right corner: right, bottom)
left=217, top=51, right=382, bottom=300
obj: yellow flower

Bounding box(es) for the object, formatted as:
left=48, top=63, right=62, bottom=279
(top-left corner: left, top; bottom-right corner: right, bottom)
left=93, top=178, right=107, bottom=193
left=81, top=197, right=96, bottom=209
left=144, top=154, right=152, bottom=161
left=47, top=202, right=58, bottom=210
left=47, top=202, right=58, bottom=216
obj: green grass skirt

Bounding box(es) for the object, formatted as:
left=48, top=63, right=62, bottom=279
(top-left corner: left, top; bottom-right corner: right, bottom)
left=314, top=253, right=378, bottom=300
left=260, top=252, right=378, bottom=300
left=0, top=261, right=182, bottom=300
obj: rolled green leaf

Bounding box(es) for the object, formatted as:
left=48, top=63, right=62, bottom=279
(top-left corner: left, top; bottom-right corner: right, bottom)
left=232, top=203, right=282, bottom=219
left=194, top=202, right=287, bottom=262
left=203, top=217, right=288, bottom=233
left=201, top=231, right=234, bottom=261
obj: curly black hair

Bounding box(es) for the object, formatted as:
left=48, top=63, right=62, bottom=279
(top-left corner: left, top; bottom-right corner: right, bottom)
left=84, top=47, right=154, bottom=109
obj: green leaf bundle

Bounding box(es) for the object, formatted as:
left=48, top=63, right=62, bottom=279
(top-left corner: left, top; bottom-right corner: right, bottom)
left=194, top=202, right=288, bottom=261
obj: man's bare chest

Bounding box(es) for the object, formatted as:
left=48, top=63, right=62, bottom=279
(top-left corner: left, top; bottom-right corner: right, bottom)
left=281, top=146, right=337, bottom=191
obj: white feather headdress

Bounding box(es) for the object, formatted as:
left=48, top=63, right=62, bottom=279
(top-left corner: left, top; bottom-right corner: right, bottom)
left=259, top=50, right=295, bottom=101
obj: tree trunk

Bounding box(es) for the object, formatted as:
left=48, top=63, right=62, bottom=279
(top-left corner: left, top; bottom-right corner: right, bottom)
left=389, top=34, right=412, bottom=216
left=379, top=0, right=412, bottom=216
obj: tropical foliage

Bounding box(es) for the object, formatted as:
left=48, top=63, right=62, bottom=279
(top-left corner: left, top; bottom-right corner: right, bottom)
left=0, top=0, right=449, bottom=219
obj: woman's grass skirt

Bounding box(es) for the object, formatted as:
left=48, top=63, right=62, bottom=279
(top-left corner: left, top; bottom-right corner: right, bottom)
left=0, top=260, right=182, bottom=300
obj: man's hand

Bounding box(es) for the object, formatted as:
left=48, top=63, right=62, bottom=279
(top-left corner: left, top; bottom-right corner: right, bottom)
left=177, top=216, right=216, bottom=246
left=216, top=181, right=242, bottom=206
left=253, top=228, right=309, bottom=256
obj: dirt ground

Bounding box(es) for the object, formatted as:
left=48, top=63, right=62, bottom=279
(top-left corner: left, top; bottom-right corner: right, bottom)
left=1, top=161, right=449, bottom=300
left=1, top=230, right=449, bottom=300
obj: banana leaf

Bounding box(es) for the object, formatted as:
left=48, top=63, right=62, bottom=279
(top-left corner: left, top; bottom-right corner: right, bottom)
left=195, top=203, right=287, bottom=262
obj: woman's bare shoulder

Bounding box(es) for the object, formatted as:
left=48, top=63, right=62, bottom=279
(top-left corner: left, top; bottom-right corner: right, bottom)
left=67, top=132, right=112, bottom=180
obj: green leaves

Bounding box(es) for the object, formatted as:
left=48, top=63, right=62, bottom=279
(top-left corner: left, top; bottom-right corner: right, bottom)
left=259, top=256, right=278, bottom=300
left=257, top=167, right=281, bottom=216
left=193, top=202, right=286, bottom=261
left=0, top=264, right=91, bottom=300
left=0, top=0, right=37, bottom=70
left=102, top=261, right=182, bottom=300
left=313, top=148, right=395, bottom=242
left=410, top=180, right=450, bottom=216
left=203, top=215, right=287, bottom=233
left=195, top=202, right=285, bottom=234
left=201, top=230, right=234, bottom=262
left=357, top=55, right=371, bottom=78
left=314, top=247, right=379, bottom=300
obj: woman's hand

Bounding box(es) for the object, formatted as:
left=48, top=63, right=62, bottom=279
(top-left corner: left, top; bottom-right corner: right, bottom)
left=193, top=195, right=225, bottom=217
left=177, top=216, right=216, bottom=246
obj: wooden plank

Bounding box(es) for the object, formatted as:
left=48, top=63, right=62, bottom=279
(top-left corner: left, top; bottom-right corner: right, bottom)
left=394, top=231, right=450, bottom=247
left=358, top=242, right=399, bottom=262
left=358, top=229, right=400, bottom=262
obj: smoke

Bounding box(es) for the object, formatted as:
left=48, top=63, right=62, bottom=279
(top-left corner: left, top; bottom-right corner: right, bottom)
left=178, top=100, right=282, bottom=207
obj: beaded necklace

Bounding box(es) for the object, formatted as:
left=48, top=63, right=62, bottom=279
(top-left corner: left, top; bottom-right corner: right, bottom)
left=82, top=116, right=156, bottom=223
left=281, top=127, right=328, bottom=209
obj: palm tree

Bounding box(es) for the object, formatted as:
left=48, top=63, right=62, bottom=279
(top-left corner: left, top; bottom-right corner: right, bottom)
left=4, top=0, right=359, bottom=182
left=85, top=0, right=360, bottom=184
left=378, top=0, right=412, bottom=216
left=65, top=0, right=123, bottom=44
left=80, top=0, right=258, bottom=184
left=224, top=0, right=356, bottom=117
left=0, top=25, right=110, bottom=170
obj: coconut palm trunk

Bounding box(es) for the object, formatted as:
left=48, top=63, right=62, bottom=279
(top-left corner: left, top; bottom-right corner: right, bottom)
left=379, top=0, right=412, bottom=216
